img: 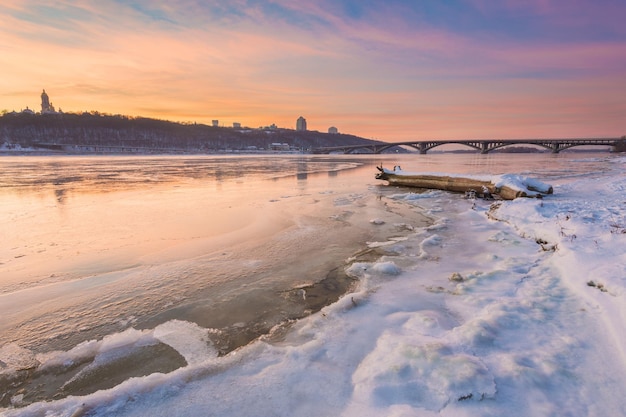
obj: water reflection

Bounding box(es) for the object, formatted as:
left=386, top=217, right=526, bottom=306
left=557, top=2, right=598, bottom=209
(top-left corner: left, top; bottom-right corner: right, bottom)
left=0, top=155, right=395, bottom=350
left=297, top=159, right=308, bottom=180
left=54, top=187, right=67, bottom=204
left=0, top=155, right=367, bottom=197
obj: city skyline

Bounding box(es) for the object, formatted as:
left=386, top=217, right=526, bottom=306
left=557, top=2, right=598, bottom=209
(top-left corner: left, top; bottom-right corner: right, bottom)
left=1, top=1, right=625, bottom=141
left=10, top=89, right=325, bottom=133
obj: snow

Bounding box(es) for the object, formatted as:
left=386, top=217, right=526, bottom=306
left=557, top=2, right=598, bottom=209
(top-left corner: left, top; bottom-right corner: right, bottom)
left=3, top=156, right=626, bottom=417
left=152, top=320, right=217, bottom=366
left=0, top=143, right=35, bottom=152
left=492, top=174, right=553, bottom=195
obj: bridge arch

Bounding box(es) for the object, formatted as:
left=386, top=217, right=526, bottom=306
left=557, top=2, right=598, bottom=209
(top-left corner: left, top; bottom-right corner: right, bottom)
left=485, top=141, right=556, bottom=153
left=555, top=142, right=615, bottom=152
left=342, top=147, right=372, bottom=154
left=414, top=141, right=483, bottom=154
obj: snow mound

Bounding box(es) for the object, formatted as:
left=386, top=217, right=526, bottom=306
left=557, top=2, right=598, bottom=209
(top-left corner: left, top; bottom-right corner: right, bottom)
left=352, top=338, right=496, bottom=411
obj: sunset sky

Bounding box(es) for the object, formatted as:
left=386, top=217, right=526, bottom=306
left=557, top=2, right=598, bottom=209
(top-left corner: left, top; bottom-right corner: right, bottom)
left=1, top=0, right=625, bottom=141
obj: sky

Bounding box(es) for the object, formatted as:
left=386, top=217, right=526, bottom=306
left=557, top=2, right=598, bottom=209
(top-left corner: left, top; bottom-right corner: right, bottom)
left=0, top=0, right=625, bottom=141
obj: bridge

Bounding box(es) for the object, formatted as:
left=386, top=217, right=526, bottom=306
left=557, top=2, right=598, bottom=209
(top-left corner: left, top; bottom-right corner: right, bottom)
left=312, top=137, right=625, bottom=154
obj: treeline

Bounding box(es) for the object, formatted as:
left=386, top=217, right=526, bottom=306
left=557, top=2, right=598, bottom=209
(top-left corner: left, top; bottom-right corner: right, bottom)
left=0, top=112, right=381, bottom=152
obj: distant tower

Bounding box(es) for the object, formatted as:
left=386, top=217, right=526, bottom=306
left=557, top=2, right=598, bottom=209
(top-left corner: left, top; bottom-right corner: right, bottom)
left=40, top=89, right=55, bottom=113
left=328, top=126, right=338, bottom=134
left=41, top=89, right=51, bottom=113
left=296, top=116, right=307, bottom=131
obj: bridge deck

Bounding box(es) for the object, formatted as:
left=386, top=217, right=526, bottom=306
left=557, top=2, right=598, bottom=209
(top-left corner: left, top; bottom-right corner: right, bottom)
left=312, top=138, right=624, bottom=154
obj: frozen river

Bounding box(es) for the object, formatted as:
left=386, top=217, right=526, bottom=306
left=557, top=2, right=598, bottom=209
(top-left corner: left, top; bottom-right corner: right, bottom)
left=1, top=154, right=430, bottom=401
left=2, top=152, right=625, bottom=416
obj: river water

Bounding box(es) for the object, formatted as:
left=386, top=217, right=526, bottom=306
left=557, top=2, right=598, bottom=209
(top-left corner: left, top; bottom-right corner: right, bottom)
left=0, top=151, right=616, bottom=407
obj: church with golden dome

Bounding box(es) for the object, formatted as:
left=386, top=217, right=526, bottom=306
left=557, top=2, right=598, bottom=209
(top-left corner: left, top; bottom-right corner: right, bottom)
left=40, top=89, right=58, bottom=114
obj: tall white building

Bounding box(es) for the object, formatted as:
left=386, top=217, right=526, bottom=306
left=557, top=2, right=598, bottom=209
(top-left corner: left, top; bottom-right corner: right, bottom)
left=296, top=116, right=307, bottom=131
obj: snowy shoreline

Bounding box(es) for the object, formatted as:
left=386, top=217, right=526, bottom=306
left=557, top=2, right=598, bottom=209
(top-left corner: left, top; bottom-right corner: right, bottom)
left=3, top=155, right=626, bottom=417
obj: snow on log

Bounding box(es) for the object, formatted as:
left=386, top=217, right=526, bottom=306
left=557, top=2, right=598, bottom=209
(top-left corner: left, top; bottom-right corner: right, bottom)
left=375, top=166, right=553, bottom=200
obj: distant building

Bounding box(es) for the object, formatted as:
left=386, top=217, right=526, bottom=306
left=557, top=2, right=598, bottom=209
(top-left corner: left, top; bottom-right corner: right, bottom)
left=233, top=122, right=241, bottom=129
left=296, top=116, right=307, bottom=131
left=212, top=120, right=219, bottom=127
left=270, top=142, right=290, bottom=151
left=328, top=126, right=338, bottom=134
left=40, top=89, right=56, bottom=113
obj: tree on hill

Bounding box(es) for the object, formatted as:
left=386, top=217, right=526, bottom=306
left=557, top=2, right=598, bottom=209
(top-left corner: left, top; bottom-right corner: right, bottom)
left=0, top=112, right=382, bottom=152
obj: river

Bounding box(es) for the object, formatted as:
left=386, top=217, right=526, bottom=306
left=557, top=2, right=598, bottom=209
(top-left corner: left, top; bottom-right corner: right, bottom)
left=0, top=151, right=619, bottom=410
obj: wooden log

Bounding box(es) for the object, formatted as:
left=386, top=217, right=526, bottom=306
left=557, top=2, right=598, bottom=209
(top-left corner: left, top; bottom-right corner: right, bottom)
left=375, top=166, right=552, bottom=200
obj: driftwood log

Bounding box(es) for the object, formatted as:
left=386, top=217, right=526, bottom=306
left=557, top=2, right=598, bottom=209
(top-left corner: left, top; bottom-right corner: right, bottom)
left=376, top=166, right=553, bottom=200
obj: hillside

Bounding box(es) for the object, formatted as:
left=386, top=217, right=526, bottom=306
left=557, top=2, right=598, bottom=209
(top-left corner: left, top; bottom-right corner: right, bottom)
left=0, top=112, right=383, bottom=153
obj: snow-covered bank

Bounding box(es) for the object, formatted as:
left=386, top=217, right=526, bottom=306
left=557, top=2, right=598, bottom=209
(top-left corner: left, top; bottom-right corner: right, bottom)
left=3, top=157, right=626, bottom=417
